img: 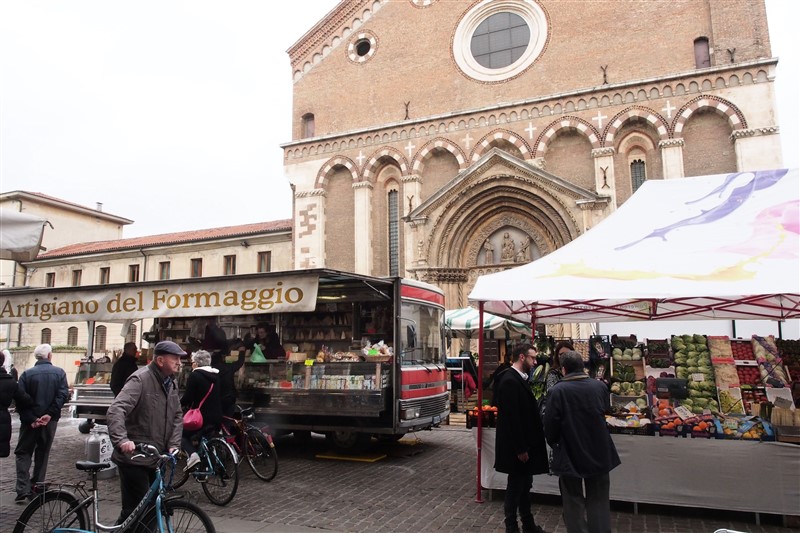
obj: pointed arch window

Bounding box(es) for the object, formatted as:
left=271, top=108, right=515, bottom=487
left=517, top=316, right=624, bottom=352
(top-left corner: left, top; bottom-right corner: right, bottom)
left=631, top=159, right=647, bottom=192
left=388, top=190, right=399, bottom=276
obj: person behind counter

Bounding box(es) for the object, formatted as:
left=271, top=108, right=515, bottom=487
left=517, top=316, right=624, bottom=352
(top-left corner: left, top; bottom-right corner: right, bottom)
left=205, top=324, right=245, bottom=419
left=110, top=342, right=139, bottom=397
left=251, top=324, right=285, bottom=359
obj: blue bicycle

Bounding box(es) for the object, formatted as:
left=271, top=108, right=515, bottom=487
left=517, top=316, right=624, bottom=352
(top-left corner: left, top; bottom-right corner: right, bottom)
left=13, top=443, right=215, bottom=533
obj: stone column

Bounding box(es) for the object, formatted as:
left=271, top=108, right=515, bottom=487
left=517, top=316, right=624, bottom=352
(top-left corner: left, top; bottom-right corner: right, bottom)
left=402, top=175, right=423, bottom=275
left=293, top=189, right=326, bottom=270
left=592, top=147, right=617, bottom=210
left=659, top=138, right=685, bottom=179
left=731, top=128, right=782, bottom=171
left=352, top=181, right=374, bottom=276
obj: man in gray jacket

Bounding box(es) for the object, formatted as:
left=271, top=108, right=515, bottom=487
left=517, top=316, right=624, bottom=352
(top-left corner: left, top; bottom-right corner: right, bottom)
left=107, top=341, right=185, bottom=524
left=14, top=343, right=69, bottom=503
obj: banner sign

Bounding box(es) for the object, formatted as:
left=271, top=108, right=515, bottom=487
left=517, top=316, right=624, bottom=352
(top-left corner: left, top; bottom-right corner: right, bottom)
left=0, top=275, right=319, bottom=324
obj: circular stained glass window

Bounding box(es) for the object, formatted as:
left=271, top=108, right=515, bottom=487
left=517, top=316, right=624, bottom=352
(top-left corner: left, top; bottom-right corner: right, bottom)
left=470, top=12, right=531, bottom=69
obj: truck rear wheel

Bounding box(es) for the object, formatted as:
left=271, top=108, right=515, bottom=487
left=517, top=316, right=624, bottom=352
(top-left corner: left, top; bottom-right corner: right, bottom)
left=326, top=431, right=372, bottom=453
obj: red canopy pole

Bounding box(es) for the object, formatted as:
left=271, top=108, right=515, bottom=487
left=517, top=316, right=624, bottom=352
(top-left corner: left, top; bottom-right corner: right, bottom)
left=475, top=301, right=485, bottom=503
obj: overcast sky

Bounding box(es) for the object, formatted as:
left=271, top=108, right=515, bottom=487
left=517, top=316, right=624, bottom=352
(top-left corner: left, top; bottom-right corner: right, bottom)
left=1, top=0, right=797, bottom=239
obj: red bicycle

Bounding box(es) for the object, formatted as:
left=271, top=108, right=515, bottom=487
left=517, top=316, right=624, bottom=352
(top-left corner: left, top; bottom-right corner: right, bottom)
left=222, top=406, right=278, bottom=482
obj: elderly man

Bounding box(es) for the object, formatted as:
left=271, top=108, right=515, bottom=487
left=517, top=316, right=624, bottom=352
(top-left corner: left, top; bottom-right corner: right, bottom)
left=107, top=340, right=185, bottom=524
left=14, top=343, right=69, bottom=503
left=543, top=350, right=620, bottom=533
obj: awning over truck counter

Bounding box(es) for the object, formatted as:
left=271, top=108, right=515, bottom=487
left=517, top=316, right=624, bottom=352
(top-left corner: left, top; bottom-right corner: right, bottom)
left=0, top=274, right=320, bottom=324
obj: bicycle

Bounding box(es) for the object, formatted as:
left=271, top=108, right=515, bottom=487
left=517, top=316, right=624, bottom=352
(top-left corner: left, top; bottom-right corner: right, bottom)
left=171, top=432, right=239, bottom=506
left=13, top=443, right=215, bottom=533
left=221, top=406, right=278, bottom=482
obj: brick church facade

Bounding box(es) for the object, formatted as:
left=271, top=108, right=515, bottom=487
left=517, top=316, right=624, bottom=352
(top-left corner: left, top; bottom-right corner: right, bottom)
left=281, top=0, right=783, bottom=329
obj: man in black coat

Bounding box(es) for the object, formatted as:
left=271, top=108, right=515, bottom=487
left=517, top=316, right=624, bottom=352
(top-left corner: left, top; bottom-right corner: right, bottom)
left=494, top=343, right=549, bottom=533
left=543, top=350, right=620, bottom=533
left=110, top=342, right=140, bottom=397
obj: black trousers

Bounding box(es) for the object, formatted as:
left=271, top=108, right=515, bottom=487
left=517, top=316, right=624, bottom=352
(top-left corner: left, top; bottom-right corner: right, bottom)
left=15, top=419, right=58, bottom=496
left=558, top=473, right=611, bottom=533
left=504, top=471, right=534, bottom=532
left=116, top=462, right=156, bottom=524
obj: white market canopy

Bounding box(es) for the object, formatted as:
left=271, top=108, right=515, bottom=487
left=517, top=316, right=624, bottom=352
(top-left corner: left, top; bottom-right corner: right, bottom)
left=0, top=210, right=49, bottom=261
left=469, top=169, right=800, bottom=324
left=445, top=307, right=531, bottom=339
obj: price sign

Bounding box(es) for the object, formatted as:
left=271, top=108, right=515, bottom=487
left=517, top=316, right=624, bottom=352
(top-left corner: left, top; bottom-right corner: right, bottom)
left=674, top=405, right=693, bottom=420
left=304, top=359, right=314, bottom=366
left=691, top=373, right=705, bottom=382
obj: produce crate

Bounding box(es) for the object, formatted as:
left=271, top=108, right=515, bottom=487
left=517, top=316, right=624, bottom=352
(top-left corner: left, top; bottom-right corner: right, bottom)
left=610, top=359, right=645, bottom=382
left=608, top=424, right=654, bottom=436
left=609, top=394, right=649, bottom=417
left=730, top=338, right=756, bottom=361
left=645, top=338, right=670, bottom=357
left=713, top=415, right=775, bottom=441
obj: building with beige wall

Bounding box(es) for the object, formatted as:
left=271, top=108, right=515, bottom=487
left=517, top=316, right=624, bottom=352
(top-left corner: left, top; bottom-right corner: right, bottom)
left=10, top=220, right=293, bottom=354
left=281, top=0, right=785, bottom=339
left=0, top=191, right=133, bottom=289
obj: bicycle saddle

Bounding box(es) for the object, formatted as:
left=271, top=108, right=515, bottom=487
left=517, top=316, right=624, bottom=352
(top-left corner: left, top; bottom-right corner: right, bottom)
left=76, top=460, right=111, bottom=472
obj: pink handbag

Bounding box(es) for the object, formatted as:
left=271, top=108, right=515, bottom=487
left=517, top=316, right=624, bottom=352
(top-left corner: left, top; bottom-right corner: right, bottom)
left=183, top=383, right=213, bottom=431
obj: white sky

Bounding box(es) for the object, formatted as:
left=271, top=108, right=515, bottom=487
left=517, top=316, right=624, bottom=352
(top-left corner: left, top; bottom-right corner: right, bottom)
left=1, top=0, right=797, bottom=239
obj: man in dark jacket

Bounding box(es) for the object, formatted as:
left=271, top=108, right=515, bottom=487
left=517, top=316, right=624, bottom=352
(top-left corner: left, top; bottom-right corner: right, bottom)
left=107, top=341, right=184, bottom=524
left=543, top=350, right=620, bottom=533
left=205, top=326, right=245, bottom=418
left=14, top=344, right=69, bottom=503
left=1, top=350, right=32, bottom=458
left=110, top=342, right=140, bottom=397
left=494, top=343, right=549, bottom=533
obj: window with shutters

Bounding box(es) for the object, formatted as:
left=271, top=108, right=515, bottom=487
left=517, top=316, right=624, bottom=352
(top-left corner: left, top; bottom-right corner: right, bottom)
left=191, top=258, right=203, bottom=278
left=94, top=325, right=107, bottom=352
left=67, top=327, right=79, bottom=346
left=257, top=251, right=272, bottom=273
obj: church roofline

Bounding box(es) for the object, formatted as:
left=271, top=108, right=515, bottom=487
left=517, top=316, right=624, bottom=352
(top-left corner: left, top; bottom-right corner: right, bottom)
left=281, top=57, right=778, bottom=149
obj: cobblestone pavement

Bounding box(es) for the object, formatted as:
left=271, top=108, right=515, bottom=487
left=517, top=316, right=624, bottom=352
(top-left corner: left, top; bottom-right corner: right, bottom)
left=1, top=414, right=798, bottom=533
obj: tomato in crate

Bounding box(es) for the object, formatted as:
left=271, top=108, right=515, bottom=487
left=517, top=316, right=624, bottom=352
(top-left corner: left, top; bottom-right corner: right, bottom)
left=731, top=339, right=755, bottom=361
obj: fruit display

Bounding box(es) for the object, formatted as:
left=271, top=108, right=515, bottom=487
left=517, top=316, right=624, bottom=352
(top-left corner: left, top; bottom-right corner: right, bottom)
left=707, top=336, right=734, bottom=361
left=612, top=346, right=643, bottom=362
left=717, top=387, right=745, bottom=414
left=646, top=338, right=670, bottom=357
left=612, top=361, right=641, bottom=382
left=736, top=365, right=763, bottom=387
left=730, top=339, right=755, bottom=361
left=610, top=381, right=645, bottom=396
left=776, top=339, right=800, bottom=383
left=752, top=335, right=790, bottom=386
left=712, top=363, right=740, bottom=389
left=466, top=405, right=497, bottom=428
left=573, top=339, right=590, bottom=363
left=714, top=415, right=774, bottom=440
left=741, top=388, right=768, bottom=415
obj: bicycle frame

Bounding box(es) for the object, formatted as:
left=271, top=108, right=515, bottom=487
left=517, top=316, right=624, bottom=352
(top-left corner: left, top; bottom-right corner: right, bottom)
left=44, top=447, right=178, bottom=533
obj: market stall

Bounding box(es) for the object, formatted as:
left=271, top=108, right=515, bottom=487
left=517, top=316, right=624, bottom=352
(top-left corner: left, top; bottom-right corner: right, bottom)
left=445, top=307, right=531, bottom=339
left=467, top=169, right=800, bottom=513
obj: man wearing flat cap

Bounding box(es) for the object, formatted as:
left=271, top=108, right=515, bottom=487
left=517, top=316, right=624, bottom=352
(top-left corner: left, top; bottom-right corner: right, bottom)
left=107, top=341, right=185, bottom=525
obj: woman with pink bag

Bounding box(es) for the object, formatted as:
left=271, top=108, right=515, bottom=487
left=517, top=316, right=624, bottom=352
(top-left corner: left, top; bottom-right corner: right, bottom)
left=180, top=350, right=222, bottom=472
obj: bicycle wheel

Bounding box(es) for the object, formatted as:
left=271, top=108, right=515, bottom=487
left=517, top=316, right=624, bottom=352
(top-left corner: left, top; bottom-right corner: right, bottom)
left=245, top=428, right=278, bottom=482
left=201, top=437, right=239, bottom=506
left=139, top=499, right=216, bottom=533
left=13, top=490, right=90, bottom=533
left=170, top=449, right=191, bottom=489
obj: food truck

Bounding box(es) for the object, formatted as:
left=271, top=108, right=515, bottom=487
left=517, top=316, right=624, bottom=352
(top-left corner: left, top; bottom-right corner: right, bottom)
left=0, top=269, right=450, bottom=450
